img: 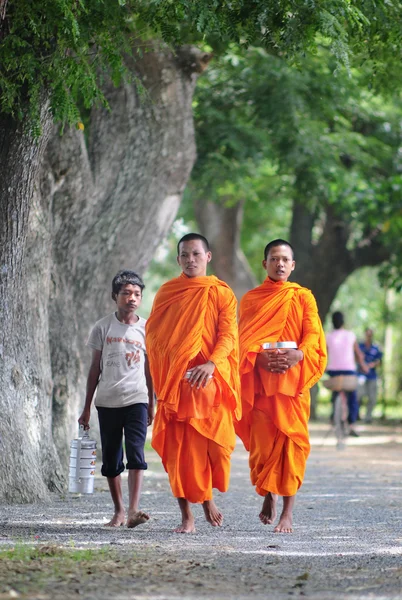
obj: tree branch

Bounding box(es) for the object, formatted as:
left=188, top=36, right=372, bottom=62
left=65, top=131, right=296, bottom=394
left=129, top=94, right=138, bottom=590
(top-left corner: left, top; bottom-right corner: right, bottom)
left=353, top=237, right=391, bottom=269
left=0, top=0, right=7, bottom=20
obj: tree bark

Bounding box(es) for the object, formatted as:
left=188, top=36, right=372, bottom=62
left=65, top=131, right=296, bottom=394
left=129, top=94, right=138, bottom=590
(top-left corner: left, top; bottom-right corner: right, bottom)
left=194, top=198, right=257, bottom=298
left=0, top=98, right=65, bottom=502
left=0, top=44, right=206, bottom=502
left=194, top=194, right=390, bottom=318
left=290, top=201, right=390, bottom=319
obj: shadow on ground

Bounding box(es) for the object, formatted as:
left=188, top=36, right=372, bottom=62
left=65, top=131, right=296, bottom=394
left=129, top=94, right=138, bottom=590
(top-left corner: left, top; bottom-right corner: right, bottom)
left=0, top=421, right=401, bottom=599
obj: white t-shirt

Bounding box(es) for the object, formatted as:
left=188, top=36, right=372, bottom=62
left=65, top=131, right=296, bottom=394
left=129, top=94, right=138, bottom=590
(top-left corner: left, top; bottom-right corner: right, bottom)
left=326, top=328, right=357, bottom=371
left=87, top=312, right=149, bottom=408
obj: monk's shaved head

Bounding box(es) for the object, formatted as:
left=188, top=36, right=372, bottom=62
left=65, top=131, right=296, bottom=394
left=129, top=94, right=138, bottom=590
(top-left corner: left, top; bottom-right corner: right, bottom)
left=177, top=233, right=210, bottom=255
left=264, top=239, right=295, bottom=260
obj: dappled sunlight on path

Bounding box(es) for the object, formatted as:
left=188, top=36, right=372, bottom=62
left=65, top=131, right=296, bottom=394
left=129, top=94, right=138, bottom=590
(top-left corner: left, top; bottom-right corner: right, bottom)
left=0, top=422, right=401, bottom=599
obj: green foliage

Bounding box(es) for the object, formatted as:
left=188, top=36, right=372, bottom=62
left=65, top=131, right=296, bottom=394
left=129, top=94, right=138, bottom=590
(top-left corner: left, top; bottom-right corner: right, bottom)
left=0, top=544, right=121, bottom=600
left=1, top=0, right=402, bottom=128
left=0, top=0, right=131, bottom=126
left=325, top=267, right=387, bottom=336
left=135, top=0, right=402, bottom=74
left=188, top=43, right=402, bottom=280
left=0, top=543, right=113, bottom=561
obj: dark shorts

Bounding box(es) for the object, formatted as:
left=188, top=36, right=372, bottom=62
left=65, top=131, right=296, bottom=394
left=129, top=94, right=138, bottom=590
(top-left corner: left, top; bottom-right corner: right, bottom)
left=97, top=403, right=148, bottom=478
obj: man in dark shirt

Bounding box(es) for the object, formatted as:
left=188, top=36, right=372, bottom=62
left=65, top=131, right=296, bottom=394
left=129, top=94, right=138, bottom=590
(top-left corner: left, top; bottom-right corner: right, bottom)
left=358, top=328, right=383, bottom=423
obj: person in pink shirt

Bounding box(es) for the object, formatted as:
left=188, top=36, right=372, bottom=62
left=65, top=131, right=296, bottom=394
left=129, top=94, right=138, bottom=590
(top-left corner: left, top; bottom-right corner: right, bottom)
left=326, top=311, right=367, bottom=436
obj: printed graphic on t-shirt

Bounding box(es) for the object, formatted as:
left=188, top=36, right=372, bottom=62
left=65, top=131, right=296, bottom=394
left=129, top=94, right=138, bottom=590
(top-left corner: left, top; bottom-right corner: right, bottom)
left=126, top=350, right=140, bottom=367
left=86, top=313, right=149, bottom=408
left=105, top=336, right=143, bottom=372
left=105, top=352, right=122, bottom=368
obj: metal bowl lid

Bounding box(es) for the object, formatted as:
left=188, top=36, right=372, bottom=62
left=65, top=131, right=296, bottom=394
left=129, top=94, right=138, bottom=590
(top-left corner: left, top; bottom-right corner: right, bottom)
left=261, top=341, right=297, bottom=349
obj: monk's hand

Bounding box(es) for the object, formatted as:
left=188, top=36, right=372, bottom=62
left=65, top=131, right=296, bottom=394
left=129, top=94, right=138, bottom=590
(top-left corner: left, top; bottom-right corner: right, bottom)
left=188, top=361, right=215, bottom=389
left=256, top=349, right=288, bottom=373
left=281, top=348, right=304, bottom=369
left=256, top=349, right=303, bottom=374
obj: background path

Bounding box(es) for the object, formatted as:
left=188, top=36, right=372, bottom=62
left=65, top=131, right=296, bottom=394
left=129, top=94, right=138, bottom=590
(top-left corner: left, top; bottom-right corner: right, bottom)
left=0, top=422, right=401, bottom=599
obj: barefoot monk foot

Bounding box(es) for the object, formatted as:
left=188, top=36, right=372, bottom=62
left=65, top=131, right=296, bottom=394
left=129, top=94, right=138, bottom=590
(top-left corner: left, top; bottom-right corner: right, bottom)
left=175, top=498, right=196, bottom=533
left=259, top=492, right=278, bottom=525
left=274, top=512, right=293, bottom=533
left=274, top=495, right=295, bottom=533
left=202, top=499, right=223, bottom=527
left=174, top=517, right=196, bottom=533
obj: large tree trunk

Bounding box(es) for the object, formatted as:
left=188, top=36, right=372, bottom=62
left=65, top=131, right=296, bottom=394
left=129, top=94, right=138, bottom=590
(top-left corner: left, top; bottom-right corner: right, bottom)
left=194, top=194, right=391, bottom=321
left=289, top=201, right=390, bottom=319
left=194, top=198, right=257, bottom=298
left=0, top=99, right=65, bottom=502
left=0, top=44, right=207, bottom=502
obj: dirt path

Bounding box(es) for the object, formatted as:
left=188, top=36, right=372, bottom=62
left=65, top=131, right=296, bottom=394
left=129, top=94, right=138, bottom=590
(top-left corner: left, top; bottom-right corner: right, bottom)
left=0, top=422, right=401, bottom=599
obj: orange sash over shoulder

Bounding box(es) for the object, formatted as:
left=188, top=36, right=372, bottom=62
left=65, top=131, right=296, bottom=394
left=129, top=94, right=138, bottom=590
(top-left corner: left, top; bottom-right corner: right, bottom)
left=237, top=278, right=327, bottom=449
left=146, top=273, right=241, bottom=459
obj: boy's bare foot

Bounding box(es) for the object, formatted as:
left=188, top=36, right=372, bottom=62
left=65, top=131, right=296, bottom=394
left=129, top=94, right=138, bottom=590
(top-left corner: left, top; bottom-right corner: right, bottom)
left=202, top=499, right=223, bottom=527
left=104, top=512, right=125, bottom=527
left=259, top=492, right=278, bottom=525
left=274, top=512, right=293, bottom=533
left=127, top=510, right=150, bottom=528
left=174, top=517, right=196, bottom=534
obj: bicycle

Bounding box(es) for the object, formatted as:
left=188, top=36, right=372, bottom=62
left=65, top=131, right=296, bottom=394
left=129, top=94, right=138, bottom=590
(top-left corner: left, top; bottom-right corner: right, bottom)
left=323, top=374, right=358, bottom=450
left=333, top=387, right=349, bottom=449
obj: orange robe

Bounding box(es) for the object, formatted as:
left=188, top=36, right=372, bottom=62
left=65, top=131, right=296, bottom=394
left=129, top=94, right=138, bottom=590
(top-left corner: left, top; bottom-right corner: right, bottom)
left=237, top=278, right=326, bottom=497
left=146, top=273, right=241, bottom=503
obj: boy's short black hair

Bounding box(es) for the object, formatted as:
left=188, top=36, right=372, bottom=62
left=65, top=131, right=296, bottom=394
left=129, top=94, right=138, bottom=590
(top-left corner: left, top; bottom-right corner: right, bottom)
left=264, top=239, right=295, bottom=260
left=177, top=233, right=210, bottom=255
left=112, top=270, right=145, bottom=295
left=332, top=311, right=344, bottom=329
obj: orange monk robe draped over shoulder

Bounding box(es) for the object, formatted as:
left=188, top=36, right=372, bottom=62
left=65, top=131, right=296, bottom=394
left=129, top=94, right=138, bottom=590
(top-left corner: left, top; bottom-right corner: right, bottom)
left=145, top=273, right=241, bottom=503
left=236, top=278, right=327, bottom=497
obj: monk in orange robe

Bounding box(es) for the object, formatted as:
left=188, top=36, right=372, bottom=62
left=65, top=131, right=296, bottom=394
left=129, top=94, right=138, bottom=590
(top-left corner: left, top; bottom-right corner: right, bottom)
left=146, top=233, right=241, bottom=533
left=237, top=239, right=326, bottom=533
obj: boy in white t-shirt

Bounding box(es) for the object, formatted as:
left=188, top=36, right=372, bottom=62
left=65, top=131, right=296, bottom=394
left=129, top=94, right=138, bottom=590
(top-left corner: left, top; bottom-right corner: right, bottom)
left=78, top=270, right=154, bottom=528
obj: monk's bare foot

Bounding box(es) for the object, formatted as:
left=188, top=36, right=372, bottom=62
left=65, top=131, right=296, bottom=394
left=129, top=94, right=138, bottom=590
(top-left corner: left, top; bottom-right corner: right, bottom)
left=174, top=517, right=196, bottom=534
left=259, top=492, right=278, bottom=525
left=274, top=512, right=293, bottom=533
left=202, top=499, right=223, bottom=527
left=175, top=498, right=195, bottom=533
left=104, top=512, right=125, bottom=527
left=127, top=510, right=150, bottom=528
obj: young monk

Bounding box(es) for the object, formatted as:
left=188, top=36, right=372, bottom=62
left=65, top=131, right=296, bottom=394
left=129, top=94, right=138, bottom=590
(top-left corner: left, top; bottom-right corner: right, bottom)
left=146, top=233, right=241, bottom=533
left=236, top=239, right=327, bottom=533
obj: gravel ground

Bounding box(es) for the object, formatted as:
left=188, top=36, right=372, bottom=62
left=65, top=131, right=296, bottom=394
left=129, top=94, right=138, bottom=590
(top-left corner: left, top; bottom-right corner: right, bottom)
left=0, top=422, right=401, bottom=600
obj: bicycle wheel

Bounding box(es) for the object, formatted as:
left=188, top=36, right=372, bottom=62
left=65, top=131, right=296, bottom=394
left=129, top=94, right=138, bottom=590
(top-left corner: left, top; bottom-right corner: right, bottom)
left=333, top=392, right=346, bottom=449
